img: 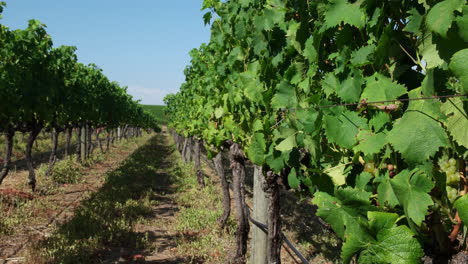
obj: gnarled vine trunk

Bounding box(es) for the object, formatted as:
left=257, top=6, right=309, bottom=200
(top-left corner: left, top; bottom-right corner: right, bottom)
left=194, top=139, right=204, bottom=188
left=181, top=137, right=189, bottom=163
left=265, top=170, right=282, bottom=264
left=76, top=127, right=82, bottom=162
left=0, top=129, right=15, bottom=185
left=214, top=150, right=231, bottom=228
left=65, top=127, right=72, bottom=157
left=25, top=126, right=42, bottom=191
left=229, top=143, right=249, bottom=263
left=46, top=128, right=60, bottom=176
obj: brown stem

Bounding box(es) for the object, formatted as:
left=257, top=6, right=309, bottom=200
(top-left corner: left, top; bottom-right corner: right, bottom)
left=230, top=143, right=249, bottom=263
left=0, top=129, right=15, bottom=185
left=45, top=128, right=59, bottom=176
left=64, top=127, right=72, bottom=157
left=76, top=127, right=81, bottom=162
left=214, top=150, right=230, bottom=228
left=96, top=129, right=103, bottom=153
left=194, top=139, right=205, bottom=188
left=25, top=126, right=42, bottom=191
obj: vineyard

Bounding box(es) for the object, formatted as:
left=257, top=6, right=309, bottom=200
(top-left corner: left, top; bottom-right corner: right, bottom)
left=164, top=0, right=468, bottom=263
left=1, top=0, right=468, bottom=264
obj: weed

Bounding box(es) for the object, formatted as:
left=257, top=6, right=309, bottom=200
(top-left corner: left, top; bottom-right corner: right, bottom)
left=172, top=161, right=235, bottom=263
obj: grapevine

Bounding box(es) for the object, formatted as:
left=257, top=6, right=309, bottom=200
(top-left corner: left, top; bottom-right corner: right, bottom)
left=166, top=0, right=468, bottom=263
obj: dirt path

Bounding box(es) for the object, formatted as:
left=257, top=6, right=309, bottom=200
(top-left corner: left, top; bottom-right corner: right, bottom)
left=100, top=132, right=188, bottom=263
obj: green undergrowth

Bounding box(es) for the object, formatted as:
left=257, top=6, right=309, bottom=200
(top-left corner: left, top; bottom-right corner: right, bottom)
left=27, top=135, right=161, bottom=264
left=171, top=162, right=236, bottom=263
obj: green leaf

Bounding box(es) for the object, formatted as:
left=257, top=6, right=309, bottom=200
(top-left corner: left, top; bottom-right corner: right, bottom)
left=454, top=194, right=468, bottom=225
left=449, top=48, right=468, bottom=93
left=271, top=80, right=297, bottom=109
left=387, top=111, right=449, bottom=163
left=275, top=134, right=296, bottom=152
left=390, top=169, right=434, bottom=226
left=323, top=0, right=366, bottom=29
left=303, top=135, right=317, bottom=160
left=342, top=212, right=424, bottom=264
left=456, top=6, right=468, bottom=42
left=369, top=112, right=390, bottom=132
left=294, top=108, right=319, bottom=134
left=322, top=72, right=339, bottom=97
left=375, top=172, right=399, bottom=207
left=441, top=97, right=468, bottom=148
left=418, top=32, right=444, bottom=69
left=248, top=133, right=266, bottom=165
left=303, top=36, right=317, bottom=63
left=406, top=88, right=445, bottom=121
left=356, top=172, right=373, bottom=190
left=422, top=69, right=435, bottom=96
left=426, top=0, right=464, bottom=37
left=325, top=162, right=349, bottom=186
left=361, top=73, right=407, bottom=102
left=354, top=131, right=386, bottom=156
left=313, top=187, right=373, bottom=238
left=252, top=119, right=263, bottom=132
left=288, top=168, right=300, bottom=189
left=203, top=12, right=212, bottom=25
left=214, top=107, right=224, bottom=119
left=337, top=69, right=363, bottom=103
left=350, top=45, right=375, bottom=66
left=404, top=8, right=423, bottom=34
left=324, top=109, right=367, bottom=149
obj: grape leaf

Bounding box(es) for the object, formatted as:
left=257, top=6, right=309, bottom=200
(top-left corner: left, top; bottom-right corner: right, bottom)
left=441, top=97, right=468, bottom=148
left=354, top=131, right=386, bottom=156
left=350, top=45, right=375, bottom=66
left=449, top=48, right=468, bottom=93
left=252, top=119, right=263, bottom=132
left=369, top=112, right=390, bottom=132
left=390, top=169, right=434, bottom=226
left=355, top=172, right=373, bottom=190
left=387, top=111, right=449, bottom=163
left=337, top=69, right=364, bottom=103
left=323, top=0, right=366, bottom=29
left=456, top=6, right=468, bottom=42
left=404, top=8, right=423, bottom=34
left=324, top=109, right=367, bottom=149
left=303, top=36, right=317, bottom=63
left=374, top=172, right=399, bottom=207
left=406, top=88, right=445, bottom=121
left=288, top=168, right=300, bottom=189
left=275, top=134, right=296, bottom=152
left=426, top=0, right=464, bottom=37
left=325, top=162, right=349, bottom=186
left=271, top=80, right=297, bottom=109
left=214, top=107, right=224, bottom=119
left=322, top=72, right=339, bottom=97
left=418, top=32, right=444, bottom=69
left=454, top=194, right=468, bottom=226
left=294, top=108, right=319, bottom=134
left=247, top=132, right=266, bottom=165
left=361, top=73, right=407, bottom=102
left=313, top=187, right=373, bottom=238
left=342, top=212, right=424, bottom=264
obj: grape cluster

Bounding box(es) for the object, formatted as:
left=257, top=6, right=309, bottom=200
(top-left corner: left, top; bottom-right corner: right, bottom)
left=439, top=158, right=459, bottom=203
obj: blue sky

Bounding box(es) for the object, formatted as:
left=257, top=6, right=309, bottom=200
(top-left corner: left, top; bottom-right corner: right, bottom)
left=1, top=0, right=211, bottom=105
